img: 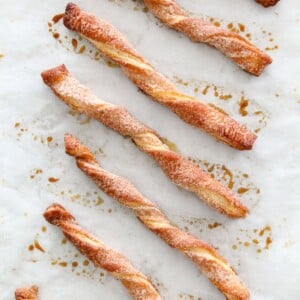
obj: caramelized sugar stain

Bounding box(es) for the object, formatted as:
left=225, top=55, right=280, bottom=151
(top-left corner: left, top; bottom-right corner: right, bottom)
left=208, top=18, right=278, bottom=50
left=34, top=240, right=45, bottom=252
left=28, top=239, right=45, bottom=253
left=52, top=13, right=64, bottom=24
left=173, top=76, right=270, bottom=134
left=232, top=225, right=273, bottom=253
left=48, top=177, right=59, bottom=183
left=208, top=222, right=222, bottom=229
left=108, top=0, right=150, bottom=14
left=190, top=159, right=260, bottom=195
left=47, top=136, right=53, bottom=143
left=48, top=14, right=120, bottom=68
left=29, top=168, right=43, bottom=180
left=51, top=188, right=105, bottom=210
left=178, top=216, right=223, bottom=234
left=50, top=250, right=107, bottom=282
left=13, top=121, right=60, bottom=145
left=179, top=292, right=202, bottom=300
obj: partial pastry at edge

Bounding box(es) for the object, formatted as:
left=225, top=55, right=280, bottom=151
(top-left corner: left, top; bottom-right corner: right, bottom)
left=64, top=133, right=250, bottom=300
left=63, top=3, right=257, bottom=151
left=256, top=0, right=280, bottom=7
left=15, top=286, right=38, bottom=300
left=142, top=0, right=272, bottom=75
left=41, top=64, right=249, bottom=218
left=44, top=204, right=161, bottom=300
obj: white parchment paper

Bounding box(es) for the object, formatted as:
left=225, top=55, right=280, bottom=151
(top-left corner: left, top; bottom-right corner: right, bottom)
left=1, top=0, right=299, bottom=299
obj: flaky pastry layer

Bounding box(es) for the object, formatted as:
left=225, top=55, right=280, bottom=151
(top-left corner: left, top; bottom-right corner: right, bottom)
left=62, top=3, right=257, bottom=150
left=64, top=133, right=250, bottom=300
left=44, top=204, right=161, bottom=300
left=41, top=64, right=249, bottom=218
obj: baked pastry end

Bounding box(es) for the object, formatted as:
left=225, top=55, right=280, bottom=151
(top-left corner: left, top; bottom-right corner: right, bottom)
left=41, top=64, right=68, bottom=86
left=43, top=203, right=75, bottom=225
left=15, top=286, right=38, bottom=300
left=256, top=0, right=280, bottom=7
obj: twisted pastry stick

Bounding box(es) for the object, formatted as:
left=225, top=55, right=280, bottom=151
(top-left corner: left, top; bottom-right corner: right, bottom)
left=41, top=64, right=248, bottom=218
left=63, top=3, right=257, bottom=151
left=65, top=133, right=250, bottom=300
left=142, top=0, right=272, bottom=75
left=44, top=204, right=161, bottom=300
left=256, top=0, right=280, bottom=7
left=15, top=286, right=38, bottom=300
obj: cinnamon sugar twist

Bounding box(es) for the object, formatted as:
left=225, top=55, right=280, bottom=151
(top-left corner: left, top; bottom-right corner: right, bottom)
left=65, top=133, right=250, bottom=300
left=44, top=204, right=161, bottom=300
left=142, top=0, right=272, bottom=75
left=15, top=286, right=38, bottom=300
left=41, top=64, right=248, bottom=218
left=256, top=0, right=280, bottom=7
left=63, top=3, right=257, bottom=150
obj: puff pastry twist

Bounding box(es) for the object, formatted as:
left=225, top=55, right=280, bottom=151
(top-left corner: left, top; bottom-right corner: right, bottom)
left=142, top=0, right=272, bottom=75
left=63, top=3, right=256, bottom=150
left=44, top=204, right=161, bottom=300
left=64, top=133, right=250, bottom=300
left=15, top=286, right=38, bottom=300
left=41, top=64, right=248, bottom=218
left=256, top=0, right=279, bottom=7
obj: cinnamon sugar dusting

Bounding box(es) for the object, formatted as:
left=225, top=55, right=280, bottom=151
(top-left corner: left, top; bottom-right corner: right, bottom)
left=52, top=32, right=59, bottom=39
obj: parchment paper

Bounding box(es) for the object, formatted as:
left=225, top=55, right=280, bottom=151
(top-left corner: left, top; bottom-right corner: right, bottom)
left=1, top=0, right=299, bottom=299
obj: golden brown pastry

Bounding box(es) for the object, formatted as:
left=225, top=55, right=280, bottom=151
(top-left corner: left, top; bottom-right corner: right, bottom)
left=41, top=64, right=248, bottom=218
left=15, top=286, right=38, bottom=300
left=63, top=3, right=256, bottom=150
left=142, top=0, right=272, bottom=75
left=256, top=0, right=280, bottom=7
left=44, top=204, right=161, bottom=300
left=64, top=133, right=250, bottom=300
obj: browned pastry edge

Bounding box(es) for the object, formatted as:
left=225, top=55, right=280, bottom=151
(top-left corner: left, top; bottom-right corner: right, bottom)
left=15, top=286, right=38, bottom=300
left=256, top=0, right=280, bottom=7
left=44, top=204, right=161, bottom=300
left=63, top=3, right=257, bottom=151
left=41, top=64, right=249, bottom=218
left=64, top=133, right=250, bottom=300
